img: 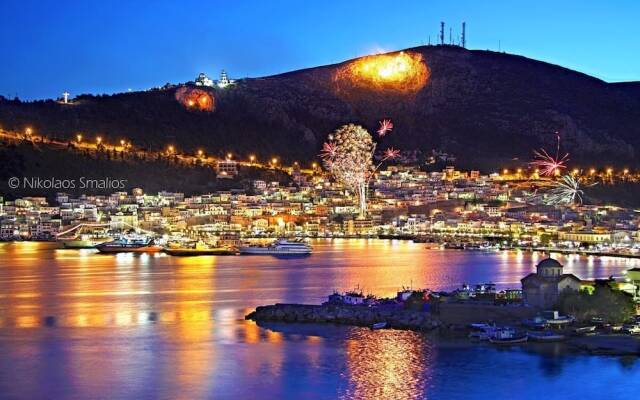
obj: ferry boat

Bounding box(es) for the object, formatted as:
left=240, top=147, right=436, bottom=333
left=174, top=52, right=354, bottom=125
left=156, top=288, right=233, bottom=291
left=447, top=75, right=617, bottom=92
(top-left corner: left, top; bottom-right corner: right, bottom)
left=239, top=239, right=312, bottom=256
left=96, top=236, right=162, bottom=254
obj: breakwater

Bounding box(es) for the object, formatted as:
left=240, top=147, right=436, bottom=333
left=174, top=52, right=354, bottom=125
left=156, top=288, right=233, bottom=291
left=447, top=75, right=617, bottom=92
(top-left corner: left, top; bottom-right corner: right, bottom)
left=245, top=303, right=441, bottom=331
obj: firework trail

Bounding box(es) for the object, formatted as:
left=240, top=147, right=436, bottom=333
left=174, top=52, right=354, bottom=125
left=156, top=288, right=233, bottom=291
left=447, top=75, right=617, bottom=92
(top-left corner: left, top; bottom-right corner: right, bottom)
left=377, top=119, right=393, bottom=137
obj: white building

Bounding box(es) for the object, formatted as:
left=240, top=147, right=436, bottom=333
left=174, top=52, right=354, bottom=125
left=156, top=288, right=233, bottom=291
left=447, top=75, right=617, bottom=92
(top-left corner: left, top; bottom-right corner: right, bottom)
left=194, top=72, right=214, bottom=87
left=217, top=70, right=235, bottom=88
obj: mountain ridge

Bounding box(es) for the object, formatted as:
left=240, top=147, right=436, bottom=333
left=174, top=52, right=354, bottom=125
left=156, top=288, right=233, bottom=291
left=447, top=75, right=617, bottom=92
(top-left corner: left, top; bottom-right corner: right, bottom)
left=2, top=46, right=640, bottom=170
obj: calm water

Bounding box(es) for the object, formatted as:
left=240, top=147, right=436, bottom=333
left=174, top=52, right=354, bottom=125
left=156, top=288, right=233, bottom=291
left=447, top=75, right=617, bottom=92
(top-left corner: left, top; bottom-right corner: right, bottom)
left=0, top=239, right=638, bottom=399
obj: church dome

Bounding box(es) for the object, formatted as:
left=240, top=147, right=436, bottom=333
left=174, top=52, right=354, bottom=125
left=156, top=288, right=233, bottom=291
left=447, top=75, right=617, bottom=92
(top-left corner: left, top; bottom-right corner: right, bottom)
left=537, top=258, right=563, bottom=269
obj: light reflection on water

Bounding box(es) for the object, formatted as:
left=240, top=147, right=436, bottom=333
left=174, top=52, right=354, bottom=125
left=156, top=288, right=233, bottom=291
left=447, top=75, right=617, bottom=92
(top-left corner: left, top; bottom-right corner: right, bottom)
left=0, top=240, right=639, bottom=399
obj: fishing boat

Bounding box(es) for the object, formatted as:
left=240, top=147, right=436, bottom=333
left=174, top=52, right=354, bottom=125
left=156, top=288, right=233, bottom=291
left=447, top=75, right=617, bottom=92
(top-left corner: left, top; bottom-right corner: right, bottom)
left=489, top=327, right=528, bottom=344
left=96, top=235, right=162, bottom=254
left=468, top=323, right=498, bottom=341
left=239, top=238, right=312, bottom=256
left=371, top=322, right=387, bottom=330
left=527, top=331, right=566, bottom=342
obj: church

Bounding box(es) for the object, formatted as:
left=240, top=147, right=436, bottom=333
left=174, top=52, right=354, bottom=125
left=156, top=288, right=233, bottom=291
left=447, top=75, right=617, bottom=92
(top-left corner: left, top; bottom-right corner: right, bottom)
left=521, top=258, right=582, bottom=308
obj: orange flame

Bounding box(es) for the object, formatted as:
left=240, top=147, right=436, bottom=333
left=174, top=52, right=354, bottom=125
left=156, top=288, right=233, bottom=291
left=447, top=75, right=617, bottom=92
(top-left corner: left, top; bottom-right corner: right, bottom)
left=335, top=51, right=429, bottom=95
left=175, top=86, right=214, bottom=112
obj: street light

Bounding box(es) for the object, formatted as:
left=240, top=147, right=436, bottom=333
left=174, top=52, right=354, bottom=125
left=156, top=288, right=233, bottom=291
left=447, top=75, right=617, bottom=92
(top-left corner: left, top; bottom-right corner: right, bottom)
left=168, top=145, right=175, bottom=154
left=197, top=149, right=204, bottom=157
left=76, top=134, right=83, bottom=143
left=96, top=136, right=102, bottom=145
left=249, top=155, right=256, bottom=163
left=226, top=152, right=233, bottom=160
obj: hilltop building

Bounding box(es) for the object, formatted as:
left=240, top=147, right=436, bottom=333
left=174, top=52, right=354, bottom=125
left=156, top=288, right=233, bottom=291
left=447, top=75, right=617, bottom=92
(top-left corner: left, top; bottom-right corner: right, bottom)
left=217, top=70, right=235, bottom=88
left=521, top=258, right=581, bottom=308
left=194, top=73, right=214, bottom=87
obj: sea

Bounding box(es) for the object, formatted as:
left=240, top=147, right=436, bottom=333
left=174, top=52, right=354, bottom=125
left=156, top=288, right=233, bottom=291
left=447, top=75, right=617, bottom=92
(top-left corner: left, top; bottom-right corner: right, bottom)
left=0, top=239, right=638, bottom=399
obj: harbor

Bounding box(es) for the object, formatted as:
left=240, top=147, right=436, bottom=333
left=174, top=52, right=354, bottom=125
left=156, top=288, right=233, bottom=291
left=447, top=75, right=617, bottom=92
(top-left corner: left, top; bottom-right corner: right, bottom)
left=1, top=238, right=639, bottom=398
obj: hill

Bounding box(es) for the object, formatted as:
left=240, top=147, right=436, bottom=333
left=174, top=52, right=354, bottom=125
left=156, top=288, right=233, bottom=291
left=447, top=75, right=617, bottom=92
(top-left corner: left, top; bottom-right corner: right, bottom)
left=1, top=45, right=640, bottom=170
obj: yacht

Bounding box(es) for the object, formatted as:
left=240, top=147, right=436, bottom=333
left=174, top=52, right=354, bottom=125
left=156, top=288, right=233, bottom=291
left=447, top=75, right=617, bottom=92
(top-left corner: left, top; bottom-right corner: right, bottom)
left=239, top=239, right=312, bottom=256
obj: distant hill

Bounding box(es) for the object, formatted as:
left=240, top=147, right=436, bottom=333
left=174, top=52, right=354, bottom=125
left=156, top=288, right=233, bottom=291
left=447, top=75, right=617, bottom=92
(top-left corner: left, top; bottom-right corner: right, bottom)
left=2, top=45, right=640, bottom=170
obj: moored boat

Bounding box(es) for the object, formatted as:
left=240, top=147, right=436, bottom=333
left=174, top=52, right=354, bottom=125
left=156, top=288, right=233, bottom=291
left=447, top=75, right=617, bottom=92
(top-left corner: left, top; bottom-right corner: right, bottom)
left=489, top=327, right=528, bottom=344
left=239, top=238, right=312, bottom=256
left=573, top=326, right=597, bottom=335
left=96, top=236, right=162, bottom=254
left=527, top=331, right=566, bottom=342
left=164, top=241, right=237, bottom=256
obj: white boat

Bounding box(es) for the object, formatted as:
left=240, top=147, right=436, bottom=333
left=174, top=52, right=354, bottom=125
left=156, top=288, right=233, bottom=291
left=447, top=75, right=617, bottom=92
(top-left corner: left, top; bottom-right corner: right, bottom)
left=574, top=326, right=597, bottom=335
left=489, top=327, right=528, bottom=344
left=623, top=324, right=640, bottom=335
left=468, top=323, right=498, bottom=341
left=239, top=239, right=312, bottom=256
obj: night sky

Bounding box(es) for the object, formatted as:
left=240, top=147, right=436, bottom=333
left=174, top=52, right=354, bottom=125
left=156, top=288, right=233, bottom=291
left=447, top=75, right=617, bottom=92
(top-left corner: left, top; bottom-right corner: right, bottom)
left=1, top=0, right=639, bottom=100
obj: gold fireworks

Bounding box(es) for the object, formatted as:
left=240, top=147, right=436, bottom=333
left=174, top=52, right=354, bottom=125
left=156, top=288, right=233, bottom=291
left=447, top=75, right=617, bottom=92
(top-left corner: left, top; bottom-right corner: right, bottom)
left=336, top=51, right=429, bottom=94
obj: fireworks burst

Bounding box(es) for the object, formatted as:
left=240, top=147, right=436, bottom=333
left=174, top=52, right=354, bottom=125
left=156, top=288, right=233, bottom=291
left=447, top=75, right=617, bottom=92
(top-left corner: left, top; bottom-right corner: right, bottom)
left=530, top=148, right=569, bottom=176
left=377, top=119, right=393, bottom=136
left=542, top=175, right=594, bottom=205
left=383, top=147, right=400, bottom=159
left=320, top=142, right=337, bottom=160
left=321, top=124, right=399, bottom=216
left=530, top=132, right=569, bottom=176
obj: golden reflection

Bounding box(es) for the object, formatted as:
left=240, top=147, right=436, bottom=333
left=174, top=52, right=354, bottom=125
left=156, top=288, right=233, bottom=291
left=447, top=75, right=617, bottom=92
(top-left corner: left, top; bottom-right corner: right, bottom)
left=343, top=329, right=431, bottom=400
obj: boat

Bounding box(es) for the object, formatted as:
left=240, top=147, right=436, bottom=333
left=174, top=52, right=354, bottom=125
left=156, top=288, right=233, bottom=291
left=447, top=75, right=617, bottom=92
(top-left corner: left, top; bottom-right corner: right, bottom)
left=96, top=236, right=162, bottom=254
left=622, top=324, right=640, bottom=335
left=489, top=327, right=528, bottom=344
left=573, top=326, right=597, bottom=335
left=164, top=240, right=237, bottom=256
left=239, top=238, right=312, bottom=256
left=522, top=316, right=549, bottom=330
left=527, top=331, right=566, bottom=342
left=371, top=322, right=387, bottom=330
left=60, top=236, right=111, bottom=249
left=468, top=323, right=498, bottom=341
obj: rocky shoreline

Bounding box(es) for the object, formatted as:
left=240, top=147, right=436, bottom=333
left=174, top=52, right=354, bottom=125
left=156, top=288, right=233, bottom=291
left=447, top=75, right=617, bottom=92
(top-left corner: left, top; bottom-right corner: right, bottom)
left=246, top=303, right=640, bottom=356
left=246, top=303, right=441, bottom=331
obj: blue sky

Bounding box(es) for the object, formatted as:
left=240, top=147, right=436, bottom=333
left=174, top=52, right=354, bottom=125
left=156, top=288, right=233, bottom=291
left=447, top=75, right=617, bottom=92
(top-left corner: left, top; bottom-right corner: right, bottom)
left=1, top=0, right=639, bottom=100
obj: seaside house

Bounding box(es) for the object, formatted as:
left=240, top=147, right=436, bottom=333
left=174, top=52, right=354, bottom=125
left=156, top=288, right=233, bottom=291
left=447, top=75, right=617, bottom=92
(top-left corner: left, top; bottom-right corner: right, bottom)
left=521, top=258, right=581, bottom=308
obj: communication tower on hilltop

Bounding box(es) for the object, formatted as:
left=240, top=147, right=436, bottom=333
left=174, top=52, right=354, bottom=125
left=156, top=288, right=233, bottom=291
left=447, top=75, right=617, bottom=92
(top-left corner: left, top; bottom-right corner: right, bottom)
left=462, top=22, right=466, bottom=48
left=440, top=22, right=445, bottom=45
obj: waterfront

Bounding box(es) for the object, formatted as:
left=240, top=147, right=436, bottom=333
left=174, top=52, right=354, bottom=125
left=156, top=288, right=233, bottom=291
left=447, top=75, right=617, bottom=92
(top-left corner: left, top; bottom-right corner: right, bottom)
left=1, top=239, right=639, bottom=399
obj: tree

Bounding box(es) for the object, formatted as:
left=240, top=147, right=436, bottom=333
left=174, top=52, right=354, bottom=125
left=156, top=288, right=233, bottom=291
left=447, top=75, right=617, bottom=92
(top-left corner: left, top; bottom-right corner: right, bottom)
left=556, top=284, right=636, bottom=324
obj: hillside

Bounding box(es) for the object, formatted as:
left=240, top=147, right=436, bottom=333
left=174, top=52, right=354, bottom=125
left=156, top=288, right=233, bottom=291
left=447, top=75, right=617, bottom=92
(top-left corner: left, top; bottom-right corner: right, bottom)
left=1, top=45, right=640, bottom=170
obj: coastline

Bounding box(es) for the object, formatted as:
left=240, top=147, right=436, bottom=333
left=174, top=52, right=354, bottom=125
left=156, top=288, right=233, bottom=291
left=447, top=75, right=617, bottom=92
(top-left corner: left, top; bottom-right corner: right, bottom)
left=246, top=303, right=640, bottom=357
